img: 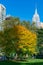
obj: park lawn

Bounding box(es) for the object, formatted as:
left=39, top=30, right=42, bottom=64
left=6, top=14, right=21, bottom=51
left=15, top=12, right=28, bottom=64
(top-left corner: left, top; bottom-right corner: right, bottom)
left=0, top=59, right=43, bottom=65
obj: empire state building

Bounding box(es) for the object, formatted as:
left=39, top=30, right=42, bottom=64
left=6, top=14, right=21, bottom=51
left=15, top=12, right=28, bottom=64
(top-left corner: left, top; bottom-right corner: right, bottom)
left=32, top=8, right=41, bottom=28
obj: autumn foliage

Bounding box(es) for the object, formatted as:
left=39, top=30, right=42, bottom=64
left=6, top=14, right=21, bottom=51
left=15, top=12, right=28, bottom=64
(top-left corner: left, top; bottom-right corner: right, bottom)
left=13, top=25, right=37, bottom=55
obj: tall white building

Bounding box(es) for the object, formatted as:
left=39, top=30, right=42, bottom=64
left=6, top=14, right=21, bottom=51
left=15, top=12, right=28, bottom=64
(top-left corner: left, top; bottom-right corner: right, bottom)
left=0, top=4, right=6, bottom=30
left=32, top=8, right=41, bottom=28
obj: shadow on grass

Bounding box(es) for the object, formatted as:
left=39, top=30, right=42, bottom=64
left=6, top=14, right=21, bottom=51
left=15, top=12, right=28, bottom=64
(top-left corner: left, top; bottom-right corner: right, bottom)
left=0, top=61, right=43, bottom=65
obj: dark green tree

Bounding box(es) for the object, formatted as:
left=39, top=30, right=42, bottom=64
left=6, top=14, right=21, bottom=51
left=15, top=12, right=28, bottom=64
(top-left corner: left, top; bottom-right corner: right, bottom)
left=37, top=28, right=43, bottom=56
left=21, top=20, right=31, bottom=30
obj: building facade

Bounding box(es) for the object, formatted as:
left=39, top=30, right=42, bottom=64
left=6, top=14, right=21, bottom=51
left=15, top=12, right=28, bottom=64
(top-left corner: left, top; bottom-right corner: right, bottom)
left=0, top=4, right=6, bottom=30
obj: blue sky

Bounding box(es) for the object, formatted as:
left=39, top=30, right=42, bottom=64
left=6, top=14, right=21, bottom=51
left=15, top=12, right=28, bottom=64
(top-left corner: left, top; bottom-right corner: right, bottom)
left=0, top=0, right=43, bottom=22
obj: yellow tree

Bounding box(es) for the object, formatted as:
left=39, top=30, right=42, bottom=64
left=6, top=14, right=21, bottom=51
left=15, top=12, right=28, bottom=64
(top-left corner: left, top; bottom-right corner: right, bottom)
left=13, top=25, right=37, bottom=57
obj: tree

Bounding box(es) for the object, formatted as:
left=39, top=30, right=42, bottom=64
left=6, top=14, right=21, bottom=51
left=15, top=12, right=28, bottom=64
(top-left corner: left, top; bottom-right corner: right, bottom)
left=37, top=28, right=43, bottom=57
left=21, top=20, right=31, bottom=30
left=0, top=15, right=38, bottom=60
left=1, top=25, right=37, bottom=60
left=31, top=22, right=38, bottom=33
left=12, top=25, right=37, bottom=59
left=3, top=17, right=20, bottom=29
left=0, top=31, right=5, bottom=57
left=4, top=28, right=16, bottom=59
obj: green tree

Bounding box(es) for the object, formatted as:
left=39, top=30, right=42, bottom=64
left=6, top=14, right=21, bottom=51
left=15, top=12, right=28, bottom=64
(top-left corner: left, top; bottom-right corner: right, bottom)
left=37, top=28, right=43, bottom=55
left=3, top=17, right=20, bottom=29
left=21, top=20, right=31, bottom=30
left=1, top=28, right=16, bottom=60
left=31, top=22, right=38, bottom=33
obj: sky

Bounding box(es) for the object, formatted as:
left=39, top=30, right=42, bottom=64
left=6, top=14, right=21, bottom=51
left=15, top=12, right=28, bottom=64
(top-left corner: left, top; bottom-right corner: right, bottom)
left=0, top=0, right=43, bottom=22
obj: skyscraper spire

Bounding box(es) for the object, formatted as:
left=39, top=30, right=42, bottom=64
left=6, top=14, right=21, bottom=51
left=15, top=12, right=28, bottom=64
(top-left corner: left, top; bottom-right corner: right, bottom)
left=35, top=8, right=37, bottom=14
left=35, top=3, right=37, bottom=14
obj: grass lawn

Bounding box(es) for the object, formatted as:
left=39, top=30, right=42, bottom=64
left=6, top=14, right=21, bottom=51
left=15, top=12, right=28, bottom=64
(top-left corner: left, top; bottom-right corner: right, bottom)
left=0, top=59, right=43, bottom=65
